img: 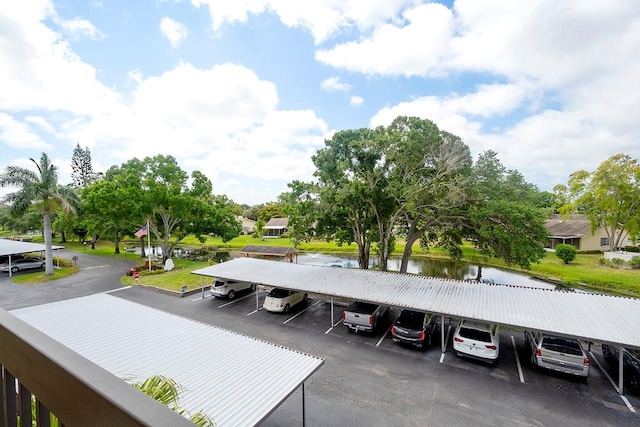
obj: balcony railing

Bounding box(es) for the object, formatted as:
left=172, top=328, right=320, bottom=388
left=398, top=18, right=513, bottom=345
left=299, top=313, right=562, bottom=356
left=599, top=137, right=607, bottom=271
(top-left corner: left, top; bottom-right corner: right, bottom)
left=0, top=308, right=195, bottom=427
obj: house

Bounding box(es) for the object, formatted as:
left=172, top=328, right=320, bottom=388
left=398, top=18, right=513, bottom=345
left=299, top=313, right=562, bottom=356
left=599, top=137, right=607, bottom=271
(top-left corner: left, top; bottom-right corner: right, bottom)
left=236, top=216, right=256, bottom=235
left=545, top=215, right=630, bottom=251
left=264, top=217, right=288, bottom=238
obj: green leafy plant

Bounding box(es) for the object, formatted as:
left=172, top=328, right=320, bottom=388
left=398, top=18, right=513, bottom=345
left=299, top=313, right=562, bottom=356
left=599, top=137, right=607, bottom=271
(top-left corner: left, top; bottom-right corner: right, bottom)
left=555, top=244, right=577, bottom=264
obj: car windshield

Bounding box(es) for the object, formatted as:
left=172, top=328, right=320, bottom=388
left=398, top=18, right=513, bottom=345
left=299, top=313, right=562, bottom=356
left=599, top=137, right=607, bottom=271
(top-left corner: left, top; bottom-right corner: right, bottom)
left=459, top=327, right=491, bottom=342
left=542, top=337, right=583, bottom=355
left=268, top=288, right=290, bottom=298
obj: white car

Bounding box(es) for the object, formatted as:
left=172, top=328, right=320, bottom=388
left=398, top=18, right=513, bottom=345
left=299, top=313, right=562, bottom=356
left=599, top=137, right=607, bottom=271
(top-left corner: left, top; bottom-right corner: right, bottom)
left=453, top=319, right=500, bottom=364
left=526, top=331, right=589, bottom=378
left=263, top=288, right=308, bottom=313
left=209, top=278, right=255, bottom=300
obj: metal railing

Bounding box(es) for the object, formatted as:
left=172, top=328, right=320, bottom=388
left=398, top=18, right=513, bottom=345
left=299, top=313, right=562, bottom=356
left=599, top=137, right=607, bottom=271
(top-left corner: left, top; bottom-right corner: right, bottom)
left=0, top=308, right=194, bottom=427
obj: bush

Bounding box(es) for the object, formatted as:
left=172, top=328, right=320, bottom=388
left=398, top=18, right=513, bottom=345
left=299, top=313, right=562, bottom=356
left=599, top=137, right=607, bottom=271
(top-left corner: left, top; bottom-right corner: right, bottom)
left=598, top=258, right=607, bottom=265
left=611, top=257, right=626, bottom=267
left=628, top=256, right=640, bottom=269
left=555, top=244, right=577, bottom=264
left=624, top=246, right=640, bottom=253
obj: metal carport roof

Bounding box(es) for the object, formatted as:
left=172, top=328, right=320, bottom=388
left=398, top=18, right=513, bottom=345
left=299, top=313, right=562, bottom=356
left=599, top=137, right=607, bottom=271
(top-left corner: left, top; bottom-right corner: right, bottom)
left=12, top=293, right=324, bottom=427
left=192, top=257, right=640, bottom=351
left=0, top=238, right=64, bottom=256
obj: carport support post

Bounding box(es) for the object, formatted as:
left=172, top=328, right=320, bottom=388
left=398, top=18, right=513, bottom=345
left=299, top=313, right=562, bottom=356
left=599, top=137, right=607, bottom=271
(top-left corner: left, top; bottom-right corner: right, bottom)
left=201, top=276, right=205, bottom=299
left=302, top=382, right=306, bottom=427
left=255, top=284, right=259, bottom=311
left=441, top=315, right=445, bottom=353
left=331, top=297, right=334, bottom=328
left=619, top=346, right=624, bottom=395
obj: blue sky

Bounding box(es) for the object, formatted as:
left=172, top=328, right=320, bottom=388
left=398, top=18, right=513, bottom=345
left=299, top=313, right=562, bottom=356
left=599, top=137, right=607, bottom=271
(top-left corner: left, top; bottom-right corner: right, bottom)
left=2, top=1, right=640, bottom=205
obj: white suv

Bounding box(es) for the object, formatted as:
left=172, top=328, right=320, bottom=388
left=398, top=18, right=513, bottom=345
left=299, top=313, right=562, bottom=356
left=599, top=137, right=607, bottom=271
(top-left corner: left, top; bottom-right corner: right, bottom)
left=210, top=278, right=255, bottom=300
left=453, top=319, right=500, bottom=364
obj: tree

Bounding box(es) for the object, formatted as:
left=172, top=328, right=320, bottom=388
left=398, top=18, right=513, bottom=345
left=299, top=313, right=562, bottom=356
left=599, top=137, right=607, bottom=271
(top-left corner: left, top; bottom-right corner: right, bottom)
left=131, top=375, right=215, bottom=426
left=71, top=143, right=98, bottom=187
left=0, top=153, right=79, bottom=275
left=111, top=155, right=240, bottom=263
left=562, top=154, right=640, bottom=252
left=464, top=151, right=548, bottom=269
left=555, top=244, right=577, bottom=264
left=258, top=204, right=284, bottom=221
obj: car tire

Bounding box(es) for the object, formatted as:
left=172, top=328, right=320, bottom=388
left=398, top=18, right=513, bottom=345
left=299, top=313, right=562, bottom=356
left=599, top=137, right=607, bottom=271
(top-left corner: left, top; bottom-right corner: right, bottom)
left=40, top=263, right=45, bottom=270
left=228, top=290, right=236, bottom=300
left=303, top=293, right=308, bottom=302
left=284, top=304, right=290, bottom=313
left=250, top=284, right=256, bottom=291
left=11, top=266, right=18, bottom=273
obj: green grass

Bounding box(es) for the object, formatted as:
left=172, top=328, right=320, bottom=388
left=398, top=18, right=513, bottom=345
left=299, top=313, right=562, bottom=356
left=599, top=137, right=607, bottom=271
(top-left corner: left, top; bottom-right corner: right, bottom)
left=11, top=267, right=78, bottom=284
left=121, top=259, right=212, bottom=291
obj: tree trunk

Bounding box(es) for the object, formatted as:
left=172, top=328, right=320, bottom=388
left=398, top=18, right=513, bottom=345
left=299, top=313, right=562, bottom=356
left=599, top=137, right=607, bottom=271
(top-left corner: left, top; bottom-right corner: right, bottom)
left=59, top=230, right=67, bottom=244
left=358, top=241, right=370, bottom=269
left=91, top=234, right=98, bottom=249
left=139, top=237, right=146, bottom=257
left=400, top=219, right=423, bottom=274
left=43, top=212, right=54, bottom=276
left=114, top=230, right=120, bottom=254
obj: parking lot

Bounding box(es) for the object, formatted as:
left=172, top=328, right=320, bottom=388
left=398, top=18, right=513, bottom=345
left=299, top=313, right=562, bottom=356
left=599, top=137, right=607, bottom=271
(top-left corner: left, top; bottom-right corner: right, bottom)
left=110, top=285, right=640, bottom=426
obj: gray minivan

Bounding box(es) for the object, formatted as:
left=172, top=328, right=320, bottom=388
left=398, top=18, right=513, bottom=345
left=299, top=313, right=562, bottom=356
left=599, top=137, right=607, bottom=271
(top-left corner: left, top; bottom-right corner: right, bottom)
left=525, top=331, right=589, bottom=378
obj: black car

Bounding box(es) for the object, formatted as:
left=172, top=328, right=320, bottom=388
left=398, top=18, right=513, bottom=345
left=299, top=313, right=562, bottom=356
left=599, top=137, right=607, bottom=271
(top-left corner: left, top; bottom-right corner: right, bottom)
left=391, top=309, right=437, bottom=349
left=602, top=344, right=640, bottom=394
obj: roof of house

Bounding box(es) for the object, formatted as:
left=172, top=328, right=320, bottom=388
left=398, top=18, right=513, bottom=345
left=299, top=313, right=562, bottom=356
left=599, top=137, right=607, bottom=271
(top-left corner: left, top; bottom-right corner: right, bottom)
left=12, top=293, right=323, bottom=427
left=545, top=217, right=592, bottom=238
left=236, top=216, right=256, bottom=224
left=192, top=257, right=640, bottom=350
left=239, top=245, right=298, bottom=256
left=264, top=217, right=288, bottom=229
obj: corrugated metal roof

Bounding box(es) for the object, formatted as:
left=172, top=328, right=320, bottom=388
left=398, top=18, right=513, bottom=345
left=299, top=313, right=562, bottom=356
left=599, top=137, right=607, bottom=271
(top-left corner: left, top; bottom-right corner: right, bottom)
left=193, top=258, right=640, bottom=350
left=11, top=294, right=324, bottom=427
left=0, top=238, right=64, bottom=256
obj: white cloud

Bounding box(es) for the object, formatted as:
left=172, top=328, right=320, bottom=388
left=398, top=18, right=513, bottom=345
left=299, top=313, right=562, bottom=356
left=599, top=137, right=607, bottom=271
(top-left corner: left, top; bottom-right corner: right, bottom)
left=316, top=3, right=454, bottom=76
left=191, top=0, right=418, bottom=44
left=0, top=113, right=51, bottom=150
left=350, top=96, right=364, bottom=106
left=321, top=77, right=352, bottom=92
left=160, top=17, right=189, bottom=48
left=58, top=16, right=105, bottom=40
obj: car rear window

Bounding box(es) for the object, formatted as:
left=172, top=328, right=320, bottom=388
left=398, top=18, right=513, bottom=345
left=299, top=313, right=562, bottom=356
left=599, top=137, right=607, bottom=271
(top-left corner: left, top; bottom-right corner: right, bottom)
left=395, top=310, right=425, bottom=329
left=541, top=337, right=583, bottom=355
left=268, top=288, right=289, bottom=298
left=459, top=327, right=491, bottom=342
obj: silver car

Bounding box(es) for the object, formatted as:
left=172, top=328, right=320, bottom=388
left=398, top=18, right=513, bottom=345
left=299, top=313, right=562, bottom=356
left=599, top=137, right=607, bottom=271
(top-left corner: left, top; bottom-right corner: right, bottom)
left=0, top=257, right=45, bottom=273
left=526, top=331, right=589, bottom=378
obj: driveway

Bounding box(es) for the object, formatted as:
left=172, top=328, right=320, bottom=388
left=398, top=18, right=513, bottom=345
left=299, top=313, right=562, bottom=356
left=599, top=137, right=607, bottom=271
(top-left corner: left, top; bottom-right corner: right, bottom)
left=0, top=250, right=136, bottom=310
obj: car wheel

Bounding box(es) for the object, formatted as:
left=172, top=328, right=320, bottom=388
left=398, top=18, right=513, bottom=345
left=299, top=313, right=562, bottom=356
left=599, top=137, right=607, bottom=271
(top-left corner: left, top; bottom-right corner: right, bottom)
left=250, top=284, right=256, bottom=291
left=530, top=350, right=537, bottom=366
left=303, top=293, right=308, bottom=302
left=602, top=345, right=612, bottom=360
left=228, top=290, right=236, bottom=300
left=40, top=263, right=45, bottom=270
left=11, top=266, right=18, bottom=273
left=284, top=304, right=290, bottom=313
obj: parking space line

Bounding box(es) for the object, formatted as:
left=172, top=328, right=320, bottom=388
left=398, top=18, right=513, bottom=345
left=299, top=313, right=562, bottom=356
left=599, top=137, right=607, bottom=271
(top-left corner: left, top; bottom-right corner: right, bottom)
left=376, top=325, right=392, bottom=347
left=589, top=350, right=637, bottom=413
left=247, top=307, right=263, bottom=316
left=325, top=319, right=343, bottom=335
left=283, top=300, right=321, bottom=324
left=217, top=291, right=258, bottom=308
left=511, top=335, right=525, bottom=383
left=191, top=294, right=212, bottom=302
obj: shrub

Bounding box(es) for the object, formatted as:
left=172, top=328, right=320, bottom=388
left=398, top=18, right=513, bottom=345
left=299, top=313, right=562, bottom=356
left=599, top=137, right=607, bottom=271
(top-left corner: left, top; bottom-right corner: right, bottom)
left=555, top=244, right=577, bottom=264
left=628, top=256, right=640, bottom=269
left=624, top=246, right=640, bottom=253
left=598, top=258, right=607, bottom=265
left=611, top=257, right=626, bottom=267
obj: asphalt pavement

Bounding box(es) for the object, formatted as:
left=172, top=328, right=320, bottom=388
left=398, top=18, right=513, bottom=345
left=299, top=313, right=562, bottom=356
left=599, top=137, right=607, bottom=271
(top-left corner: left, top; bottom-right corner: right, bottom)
left=0, top=249, right=135, bottom=310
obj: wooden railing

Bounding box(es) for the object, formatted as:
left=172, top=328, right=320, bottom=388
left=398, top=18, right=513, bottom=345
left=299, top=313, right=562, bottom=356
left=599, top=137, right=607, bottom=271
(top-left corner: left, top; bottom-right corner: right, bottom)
left=0, top=309, right=194, bottom=427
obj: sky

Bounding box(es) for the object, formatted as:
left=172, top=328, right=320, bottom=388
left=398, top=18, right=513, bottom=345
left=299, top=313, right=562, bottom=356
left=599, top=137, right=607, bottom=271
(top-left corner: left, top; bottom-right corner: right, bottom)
left=1, top=1, right=639, bottom=206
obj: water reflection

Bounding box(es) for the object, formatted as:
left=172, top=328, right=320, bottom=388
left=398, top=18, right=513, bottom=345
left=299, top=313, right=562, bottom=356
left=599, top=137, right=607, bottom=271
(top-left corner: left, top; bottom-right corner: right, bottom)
left=296, top=253, right=555, bottom=290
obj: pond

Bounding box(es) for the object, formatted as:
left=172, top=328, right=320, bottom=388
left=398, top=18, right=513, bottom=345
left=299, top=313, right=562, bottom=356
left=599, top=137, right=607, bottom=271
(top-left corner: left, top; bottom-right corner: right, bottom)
left=296, top=253, right=556, bottom=290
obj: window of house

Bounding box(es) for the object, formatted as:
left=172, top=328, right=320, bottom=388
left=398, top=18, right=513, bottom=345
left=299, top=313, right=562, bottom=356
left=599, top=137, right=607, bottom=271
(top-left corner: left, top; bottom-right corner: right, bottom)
left=600, top=237, right=610, bottom=246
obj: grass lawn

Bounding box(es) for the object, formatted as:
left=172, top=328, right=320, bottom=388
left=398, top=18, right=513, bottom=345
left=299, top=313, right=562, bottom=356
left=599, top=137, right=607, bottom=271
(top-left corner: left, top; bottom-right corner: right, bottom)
left=10, top=267, right=78, bottom=284
left=121, top=259, right=212, bottom=291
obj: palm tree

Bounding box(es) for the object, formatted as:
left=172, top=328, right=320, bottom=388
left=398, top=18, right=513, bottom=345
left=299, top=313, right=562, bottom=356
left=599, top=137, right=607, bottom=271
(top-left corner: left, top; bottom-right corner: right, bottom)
left=0, top=153, right=79, bottom=275
left=132, top=375, right=215, bottom=426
